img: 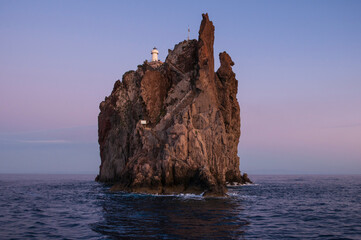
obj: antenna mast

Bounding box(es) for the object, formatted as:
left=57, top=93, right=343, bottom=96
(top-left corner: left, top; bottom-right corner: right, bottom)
left=187, top=25, right=190, bottom=41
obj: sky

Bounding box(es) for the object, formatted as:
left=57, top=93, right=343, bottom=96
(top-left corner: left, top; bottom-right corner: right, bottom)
left=0, top=0, right=360, bottom=174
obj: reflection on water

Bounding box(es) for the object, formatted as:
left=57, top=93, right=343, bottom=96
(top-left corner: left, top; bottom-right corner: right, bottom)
left=92, top=191, right=249, bottom=239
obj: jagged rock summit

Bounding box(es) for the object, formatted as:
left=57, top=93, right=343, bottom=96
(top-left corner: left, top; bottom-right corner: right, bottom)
left=96, top=13, right=251, bottom=196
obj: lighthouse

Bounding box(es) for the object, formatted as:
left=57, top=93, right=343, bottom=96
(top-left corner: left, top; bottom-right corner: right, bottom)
left=151, top=47, right=159, bottom=62
left=148, top=47, right=162, bottom=68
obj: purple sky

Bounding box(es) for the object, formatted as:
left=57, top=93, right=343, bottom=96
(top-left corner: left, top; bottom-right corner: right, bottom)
left=1, top=0, right=360, bottom=174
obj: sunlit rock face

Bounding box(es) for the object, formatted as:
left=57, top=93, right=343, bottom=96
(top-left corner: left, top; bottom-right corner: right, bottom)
left=96, top=13, right=250, bottom=196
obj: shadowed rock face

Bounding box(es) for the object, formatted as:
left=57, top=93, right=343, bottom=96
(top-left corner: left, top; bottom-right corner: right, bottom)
left=96, top=13, right=251, bottom=196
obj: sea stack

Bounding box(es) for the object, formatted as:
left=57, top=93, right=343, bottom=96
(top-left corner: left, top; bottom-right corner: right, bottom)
left=96, top=13, right=250, bottom=196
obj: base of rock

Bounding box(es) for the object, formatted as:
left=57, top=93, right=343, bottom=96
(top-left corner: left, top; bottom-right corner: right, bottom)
left=107, top=173, right=252, bottom=197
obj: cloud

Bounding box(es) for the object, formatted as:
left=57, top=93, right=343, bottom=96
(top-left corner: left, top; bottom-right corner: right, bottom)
left=0, top=125, right=97, bottom=144
left=17, top=140, right=71, bottom=144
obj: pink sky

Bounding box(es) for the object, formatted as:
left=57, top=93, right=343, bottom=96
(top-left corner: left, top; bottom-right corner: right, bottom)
left=1, top=0, right=360, bottom=174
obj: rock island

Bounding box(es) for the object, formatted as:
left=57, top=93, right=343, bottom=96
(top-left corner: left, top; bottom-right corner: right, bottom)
left=96, top=13, right=251, bottom=196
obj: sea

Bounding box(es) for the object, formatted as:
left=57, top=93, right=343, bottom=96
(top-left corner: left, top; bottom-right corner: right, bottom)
left=0, top=174, right=360, bottom=239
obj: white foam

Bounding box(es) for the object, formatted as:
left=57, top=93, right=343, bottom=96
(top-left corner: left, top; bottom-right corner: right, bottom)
left=242, top=183, right=259, bottom=186
left=176, top=193, right=205, bottom=200
left=226, top=192, right=258, bottom=199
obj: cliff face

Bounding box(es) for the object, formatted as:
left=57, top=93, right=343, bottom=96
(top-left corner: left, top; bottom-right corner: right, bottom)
left=96, top=14, right=250, bottom=196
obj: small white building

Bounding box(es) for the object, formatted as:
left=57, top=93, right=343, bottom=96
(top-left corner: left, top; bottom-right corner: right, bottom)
left=140, top=120, right=147, bottom=125
left=151, top=47, right=159, bottom=62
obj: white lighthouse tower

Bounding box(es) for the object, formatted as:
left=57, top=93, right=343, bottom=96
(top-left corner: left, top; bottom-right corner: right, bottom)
left=151, top=47, right=159, bottom=62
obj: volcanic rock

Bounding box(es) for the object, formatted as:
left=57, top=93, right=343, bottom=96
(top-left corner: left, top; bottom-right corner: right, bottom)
left=96, top=13, right=251, bottom=196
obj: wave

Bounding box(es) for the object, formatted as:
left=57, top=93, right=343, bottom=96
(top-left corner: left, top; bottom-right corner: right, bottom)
left=227, top=183, right=259, bottom=187
left=113, top=191, right=206, bottom=200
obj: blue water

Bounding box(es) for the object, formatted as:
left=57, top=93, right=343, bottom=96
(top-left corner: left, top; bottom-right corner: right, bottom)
left=0, top=174, right=360, bottom=239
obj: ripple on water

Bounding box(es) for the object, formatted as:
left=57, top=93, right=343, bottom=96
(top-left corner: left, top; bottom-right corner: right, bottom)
left=0, top=174, right=361, bottom=239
